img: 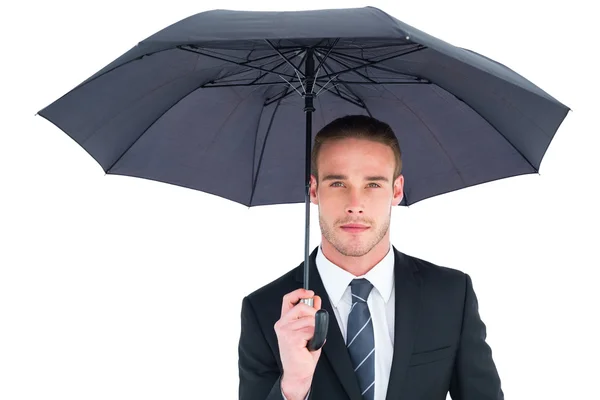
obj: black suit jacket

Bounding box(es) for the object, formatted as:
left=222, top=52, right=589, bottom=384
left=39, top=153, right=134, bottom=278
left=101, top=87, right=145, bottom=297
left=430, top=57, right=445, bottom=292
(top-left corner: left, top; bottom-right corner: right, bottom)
left=238, top=246, right=503, bottom=399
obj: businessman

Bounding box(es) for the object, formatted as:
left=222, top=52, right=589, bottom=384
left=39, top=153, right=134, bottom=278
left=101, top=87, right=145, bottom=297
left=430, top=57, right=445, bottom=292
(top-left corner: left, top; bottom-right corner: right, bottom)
left=238, top=115, right=504, bottom=399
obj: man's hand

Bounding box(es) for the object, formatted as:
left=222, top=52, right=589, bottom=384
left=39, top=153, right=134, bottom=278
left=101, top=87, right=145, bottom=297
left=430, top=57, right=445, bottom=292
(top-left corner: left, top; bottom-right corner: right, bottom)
left=274, top=288, right=324, bottom=400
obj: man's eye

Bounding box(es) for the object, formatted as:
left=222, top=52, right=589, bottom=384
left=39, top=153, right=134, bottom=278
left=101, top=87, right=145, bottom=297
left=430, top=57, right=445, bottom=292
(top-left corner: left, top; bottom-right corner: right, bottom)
left=367, top=183, right=381, bottom=188
left=331, top=182, right=344, bottom=187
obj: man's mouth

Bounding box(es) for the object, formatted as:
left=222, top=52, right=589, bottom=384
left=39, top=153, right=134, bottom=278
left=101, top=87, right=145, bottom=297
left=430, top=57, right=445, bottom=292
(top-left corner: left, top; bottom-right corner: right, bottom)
left=340, top=224, right=370, bottom=233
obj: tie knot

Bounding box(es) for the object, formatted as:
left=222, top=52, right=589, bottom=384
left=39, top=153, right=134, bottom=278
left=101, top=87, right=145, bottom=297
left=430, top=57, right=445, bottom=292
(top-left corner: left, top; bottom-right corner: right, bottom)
left=350, top=278, right=373, bottom=303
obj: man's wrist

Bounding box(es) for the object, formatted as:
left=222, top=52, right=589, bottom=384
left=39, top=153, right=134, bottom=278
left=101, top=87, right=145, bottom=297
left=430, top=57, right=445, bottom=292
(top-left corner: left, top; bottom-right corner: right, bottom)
left=281, top=373, right=312, bottom=400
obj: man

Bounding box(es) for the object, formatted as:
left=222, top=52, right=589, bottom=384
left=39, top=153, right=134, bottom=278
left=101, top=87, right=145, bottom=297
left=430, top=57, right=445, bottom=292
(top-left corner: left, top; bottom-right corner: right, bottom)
left=238, top=115, right=504, bottom=400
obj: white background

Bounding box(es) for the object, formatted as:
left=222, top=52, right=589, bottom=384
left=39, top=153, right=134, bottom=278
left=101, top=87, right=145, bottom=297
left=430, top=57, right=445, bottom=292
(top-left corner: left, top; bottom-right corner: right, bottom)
left=1, top=0, right=598, bottom=399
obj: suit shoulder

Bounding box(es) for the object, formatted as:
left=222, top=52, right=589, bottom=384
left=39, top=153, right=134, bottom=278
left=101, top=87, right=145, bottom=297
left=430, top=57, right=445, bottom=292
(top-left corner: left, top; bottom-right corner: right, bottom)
left=399, top=251, right=471, bottom=301
left=402, top=251, right=467, bottom=283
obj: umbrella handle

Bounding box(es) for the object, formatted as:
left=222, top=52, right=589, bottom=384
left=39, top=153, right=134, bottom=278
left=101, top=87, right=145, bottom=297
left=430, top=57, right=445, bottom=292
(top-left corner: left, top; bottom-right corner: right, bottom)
left=307, top=309, right=329, bottom=352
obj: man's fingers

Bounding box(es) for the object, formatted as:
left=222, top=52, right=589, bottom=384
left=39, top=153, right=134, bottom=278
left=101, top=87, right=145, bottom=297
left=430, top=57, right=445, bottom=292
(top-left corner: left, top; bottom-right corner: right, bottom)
left=282, top=315, right=316, bottom=332
left=281, top=288, right=314, bottom=316
left=279, top=317, right=318, bottom=342
left=280, top=302, right=317, bottom=326
left=314, top=295, right=322, bottom=311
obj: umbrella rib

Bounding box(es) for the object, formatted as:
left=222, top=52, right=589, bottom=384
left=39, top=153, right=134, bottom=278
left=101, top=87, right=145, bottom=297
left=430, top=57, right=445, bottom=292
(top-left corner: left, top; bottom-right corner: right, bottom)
left=87, top=71, right=212, bottom=170
left=264, top=84, right=302, bottom=106
left=270, top=51, right=309, bottom=98
left=291, top=48, right=309, bottom=94
left=318, top=45, right=426, bottom=81
left=313, top=51, right=365, bottom=107
left=312, top=80, right=364, bottom=108
left=200, top=79, right=428, bottom=88
left=104, top=81, right=209, bottom=173
left=315, top=74, right=338, bottom=97
left=315, top=62, right=345, bottom=102
left=207, top=48, right=305, bottom=86
left=324, top=53, right=427, bottom=85
left=199, top=47, right=309, bottom=92
left=325, top=53, right=378, bottom=84
left=313, top=52, right=354, bottom=101
left=250, top=96, right=268, bottom=207
left=313, top=82, right=366, bottom=109
left=312, top=40, right=343, bottom=97
left=447, top=90, right=540, bottom=172
left=240, top=47, right=300, bottom=65
left=315, top=42, right=416, bottom=51
left=323, top=50, right=422, bottom=80
left=313, top=38, right=340, bottom=77
left=180, top=46, right=298, bottom=79
left=278, top=74, right=304, bottom=97
left=204, top=60, right=289, bottom=87
left=184, top=46, right=261, bottom=63
left=265, top=40, right=305, bottom=78
left=203, top=55, right=292, bottom=86
left=249, top=87, right=290, bottom=206
left=320, top=80, right=428, bottom=85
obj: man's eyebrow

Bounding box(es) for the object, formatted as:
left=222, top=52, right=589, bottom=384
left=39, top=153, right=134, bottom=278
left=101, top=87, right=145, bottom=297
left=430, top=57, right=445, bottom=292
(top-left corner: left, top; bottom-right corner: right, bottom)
left=365, top=176, right=389, bottom=182
left=321, top=174, right=347, bottom=181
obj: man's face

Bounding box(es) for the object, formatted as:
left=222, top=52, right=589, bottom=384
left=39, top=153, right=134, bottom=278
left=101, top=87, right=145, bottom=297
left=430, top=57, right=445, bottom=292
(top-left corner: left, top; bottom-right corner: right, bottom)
left=310, top=137, right=404, bottom=257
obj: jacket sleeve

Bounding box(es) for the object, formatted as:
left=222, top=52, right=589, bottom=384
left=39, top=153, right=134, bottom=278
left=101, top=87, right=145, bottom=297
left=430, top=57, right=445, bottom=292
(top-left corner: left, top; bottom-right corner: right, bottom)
left=281, top=379, right=311, bottom=400
left=449, top=274, right=504, bottom=400
left=238, top=295, right=286, bottom=400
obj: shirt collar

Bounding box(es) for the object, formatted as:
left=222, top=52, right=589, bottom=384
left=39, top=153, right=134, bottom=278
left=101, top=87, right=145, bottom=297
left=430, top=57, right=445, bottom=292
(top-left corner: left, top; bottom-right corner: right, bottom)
left=316, top=243, right=395, bottom=308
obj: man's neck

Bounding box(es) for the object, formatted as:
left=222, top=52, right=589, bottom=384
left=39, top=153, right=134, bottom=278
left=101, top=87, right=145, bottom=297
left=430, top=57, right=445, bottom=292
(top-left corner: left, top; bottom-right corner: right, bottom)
left=320, top=235, right=391, bottom=277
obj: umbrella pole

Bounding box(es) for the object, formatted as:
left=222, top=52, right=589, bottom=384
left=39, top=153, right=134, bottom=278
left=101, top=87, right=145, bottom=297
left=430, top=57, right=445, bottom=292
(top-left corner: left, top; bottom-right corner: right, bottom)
left=304, top=107, right=312, bottom=292
left=303, top=48, right=328, bottom=351
left=302, top=49, right=315, bottom=293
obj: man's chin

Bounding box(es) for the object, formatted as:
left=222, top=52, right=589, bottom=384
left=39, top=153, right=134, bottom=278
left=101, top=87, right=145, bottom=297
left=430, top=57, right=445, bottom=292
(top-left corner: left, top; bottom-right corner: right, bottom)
left=333, top=241, right=373, bottom=258
left=340, top=249, right=371, bottom=257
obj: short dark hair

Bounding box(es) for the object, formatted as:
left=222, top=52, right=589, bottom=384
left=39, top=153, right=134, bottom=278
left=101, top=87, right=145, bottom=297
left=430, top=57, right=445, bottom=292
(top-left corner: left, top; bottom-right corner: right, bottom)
left=311, top=115, right=402, bottom=180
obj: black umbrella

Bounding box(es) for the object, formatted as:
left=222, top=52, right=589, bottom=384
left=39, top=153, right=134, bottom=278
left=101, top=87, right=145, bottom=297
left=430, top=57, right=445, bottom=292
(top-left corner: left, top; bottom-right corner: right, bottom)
left=37, top=6, right=570, bottom=351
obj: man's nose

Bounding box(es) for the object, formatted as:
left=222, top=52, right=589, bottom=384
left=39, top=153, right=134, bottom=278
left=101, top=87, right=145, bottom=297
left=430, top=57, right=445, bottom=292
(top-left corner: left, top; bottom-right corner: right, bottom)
left=346, top=190, right=364, bottom=214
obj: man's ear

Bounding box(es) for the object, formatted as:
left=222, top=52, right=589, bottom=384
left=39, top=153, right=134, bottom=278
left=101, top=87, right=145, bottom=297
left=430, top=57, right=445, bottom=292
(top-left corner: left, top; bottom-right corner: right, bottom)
left=392, top=174, right=404, bottom=206
left=310, top=175, right=319, bottom=205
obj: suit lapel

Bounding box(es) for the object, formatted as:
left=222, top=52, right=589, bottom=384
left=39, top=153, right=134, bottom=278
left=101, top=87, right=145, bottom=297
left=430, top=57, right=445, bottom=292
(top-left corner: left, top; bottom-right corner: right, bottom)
left=295, top=248, right=363, bottom=400
left=385, top=247, right=422, bottom=399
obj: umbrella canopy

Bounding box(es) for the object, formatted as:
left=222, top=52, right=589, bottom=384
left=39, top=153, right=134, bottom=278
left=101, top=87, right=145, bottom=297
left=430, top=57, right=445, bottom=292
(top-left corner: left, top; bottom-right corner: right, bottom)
left=38, top=6, right=569, bottom=207
left=37, top=6, right=570, bottom=352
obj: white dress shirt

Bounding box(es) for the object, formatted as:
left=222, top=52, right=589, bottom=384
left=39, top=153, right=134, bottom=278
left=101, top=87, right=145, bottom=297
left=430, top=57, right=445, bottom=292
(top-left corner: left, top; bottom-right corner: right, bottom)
left=282, top=244, right=395, bottom=400
left=316, top=243, right=395, bottom=400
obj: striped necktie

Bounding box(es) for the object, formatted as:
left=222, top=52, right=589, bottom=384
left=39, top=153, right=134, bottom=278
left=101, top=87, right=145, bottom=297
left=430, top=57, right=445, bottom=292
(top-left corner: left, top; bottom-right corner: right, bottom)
left=347, top=278, right=375, bottom=399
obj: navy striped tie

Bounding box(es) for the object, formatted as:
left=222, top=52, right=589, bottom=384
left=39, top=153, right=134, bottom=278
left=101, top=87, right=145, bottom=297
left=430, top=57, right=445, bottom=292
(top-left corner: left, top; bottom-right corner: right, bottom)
left=347, top=278, right=375, bottom=399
